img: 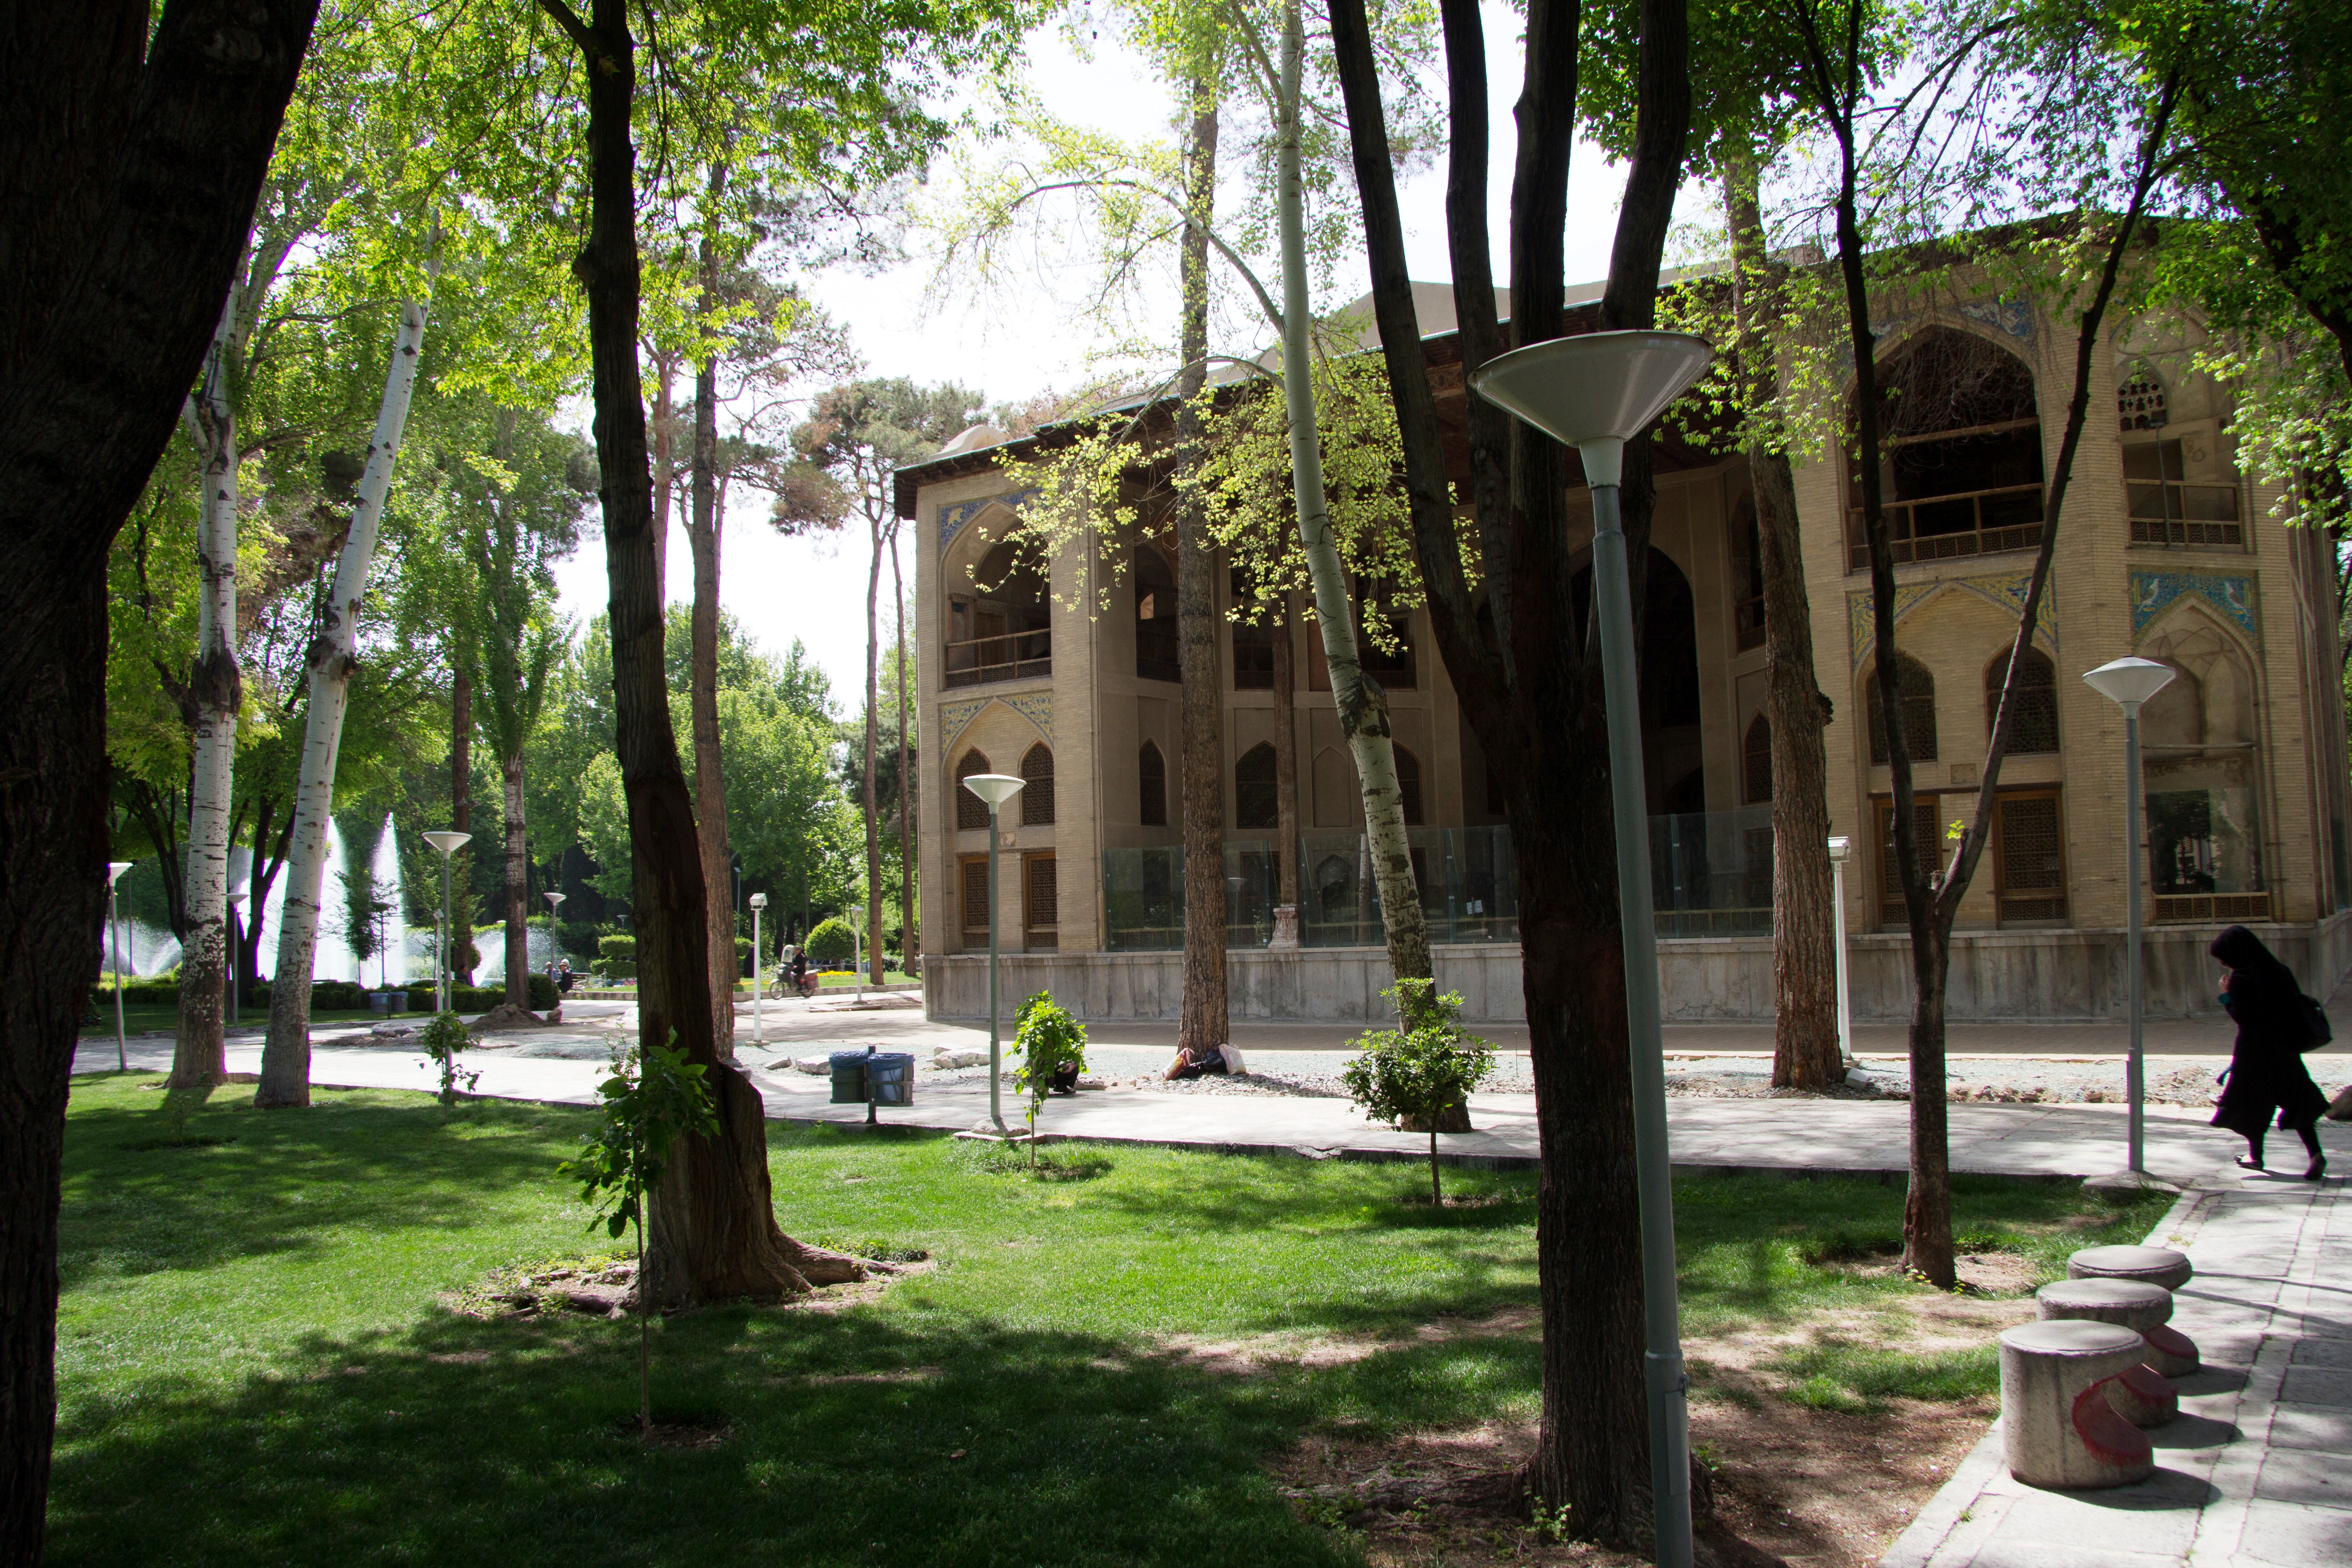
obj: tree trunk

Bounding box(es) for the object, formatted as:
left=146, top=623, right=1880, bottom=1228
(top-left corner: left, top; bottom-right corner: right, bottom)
left=652, top=352, right=675, bottom=609
left=0, top=7, right=319, bottom=1557
left=503, top=753, right=529, bottom=1004
left=1723, top=160, right=1840, bottom=1090
left=449, top=663, right=474, bottom=985
left=864, top=512, right=886, bottom=984
left=1272, top=4, right=1431, bottom=1016
left=173, top=297, right=244, bottom=1089
left=687, top=182, right=735, bottom=1055
left=259, top=283, right=432, bottom=1106
left=1273, top=596, right=1300, bottom=911
left=554, top=0, right=840, bottom=1306
left=1174, top=85, right=1230, bottom=1058
left=893, top=531, right=915, bottom=964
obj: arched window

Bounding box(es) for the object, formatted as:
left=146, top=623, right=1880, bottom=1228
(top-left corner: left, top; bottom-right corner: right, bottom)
left=1394, top=744, right=1424, bottom=826
left=1848, top=327, right=2044, bottom=568
left=955, top=749, right=992, bottom=831
left=1235, top=743, right=1278, bottom=829
left=1744, top=714, right=1773, bottom=804
left=1139, top=741, right=1167, bottom=826
left=1867, top=652, right=1939, bottom=764
left=1134, top=545, right=1179, bottom=682
left=1230, top=566, right=1278, bottom=690
left=1986, top=647, right=2059, bottom=754
left=1020, top=742, right=1055, bottom=826
left=2117, top=363, right=2167, bottom=431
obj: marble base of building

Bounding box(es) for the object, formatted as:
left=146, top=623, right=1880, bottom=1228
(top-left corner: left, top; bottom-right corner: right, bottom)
left=925, top=911, right=2352, bottom=1026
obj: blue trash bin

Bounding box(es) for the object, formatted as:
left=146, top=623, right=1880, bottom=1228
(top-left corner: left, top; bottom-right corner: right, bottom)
left=867, top=1053, right=914, bottom=1107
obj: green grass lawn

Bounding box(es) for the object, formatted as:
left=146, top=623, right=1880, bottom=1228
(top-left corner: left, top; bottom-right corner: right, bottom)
left=49, top=1075, right=2170, bottom=1567
left=81, top=1004, right=397, bottom=1036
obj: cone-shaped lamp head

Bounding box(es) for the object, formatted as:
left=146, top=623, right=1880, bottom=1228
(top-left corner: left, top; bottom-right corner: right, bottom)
left=2082, top=656, right=2176, bottom=711
left=962, top=773, right=1026, bottom=808
left=1469, top=330, right=1714, bottom=486
left=107, top=861, right=134, bottom=886
left=423, top=829, right=472, bottom=856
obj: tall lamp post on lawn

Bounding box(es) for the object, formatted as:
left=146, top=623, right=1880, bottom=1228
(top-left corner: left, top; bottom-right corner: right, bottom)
left=544, top=889, right=567, bottom=1000
left=2083, top=655, right=2176, bottom=1177
left=107, top=861, right=134, bottom=1070
left=961, top=771, right=1027, bottom=1132
left=1829, top=836, right=1853, bottom=1070
left=1471, top=328, right=1713, bottom=1568
left=748, top=892, right=768, bottom=1044
left=423, top=830, right=472, bottom=1014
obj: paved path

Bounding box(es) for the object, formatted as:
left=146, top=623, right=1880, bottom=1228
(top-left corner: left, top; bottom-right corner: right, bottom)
left=72, top=1020, right=2310, bottom=1186
left=1881, top=1161, right=2352, bottom=1568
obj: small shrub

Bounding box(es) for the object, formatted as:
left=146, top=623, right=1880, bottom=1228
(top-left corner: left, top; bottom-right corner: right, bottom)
left=804, top=916, right=856, bottom=967
left=1340, top=981, right=1496, bottom=1204
left=598, top=934, right=637, bottom=963
left=1012, top=991, right=1088, bottom=1163
left=419, top=1010, right=480, bottom=1106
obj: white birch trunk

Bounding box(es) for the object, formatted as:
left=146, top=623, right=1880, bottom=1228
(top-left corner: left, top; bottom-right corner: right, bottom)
left=172, top=295, right=244, bottom=1088
left=255, top=284, right=433, bottom=1107
left=1271, top=4, right=1432, bottom=1014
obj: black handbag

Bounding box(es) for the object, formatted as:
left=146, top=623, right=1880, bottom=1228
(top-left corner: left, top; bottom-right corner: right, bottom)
left=2298, top=992, right=2333, bottom=1051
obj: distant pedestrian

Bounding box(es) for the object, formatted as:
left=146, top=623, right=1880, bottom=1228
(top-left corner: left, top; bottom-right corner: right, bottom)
left=2210, top=924, right=2329, bottom=1181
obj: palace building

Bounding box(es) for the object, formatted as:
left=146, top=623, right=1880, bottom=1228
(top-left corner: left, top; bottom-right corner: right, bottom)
left=894, top=265, right=2352, bottom=1026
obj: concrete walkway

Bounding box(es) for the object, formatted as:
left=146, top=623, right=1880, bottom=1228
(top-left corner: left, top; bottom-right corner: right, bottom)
left=1881, top=1158, right=2352, bottom=1568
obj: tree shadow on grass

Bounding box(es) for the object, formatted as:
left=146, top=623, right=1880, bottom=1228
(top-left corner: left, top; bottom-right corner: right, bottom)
left=47, top=1301, right=1370, bottom=1568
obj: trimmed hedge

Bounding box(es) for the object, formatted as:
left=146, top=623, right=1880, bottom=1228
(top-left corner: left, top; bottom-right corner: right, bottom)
left=804, top=916, right=856, bottom=967
left=103, top=974, right=558, bottom=1014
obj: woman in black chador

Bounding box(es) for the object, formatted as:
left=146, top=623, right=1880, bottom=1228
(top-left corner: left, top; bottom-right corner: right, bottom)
left=2210, top=925, right=2329, bottom=1180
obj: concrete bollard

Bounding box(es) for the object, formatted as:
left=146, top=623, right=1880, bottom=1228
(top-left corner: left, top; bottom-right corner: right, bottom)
left=2038, top=1276, right=2200, bottom=1381
left=1999, top=1321, right=2157, bottom=1488
left=2068, top=1244, right=2193, bottom=1292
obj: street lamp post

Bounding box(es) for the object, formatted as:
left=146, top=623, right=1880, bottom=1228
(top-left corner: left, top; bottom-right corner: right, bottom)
left=748, top=892, right=769, bottom=1043
left=225, top=889, right=248, bottom=1026
left=1472, top=328, right=1713, bottom=1568
left=107, top=861, right=134, bottom=1071
left=961, top=772, right=1028, bottom=1131
left=1828, top=836, right=1853, bottom=1070
left=423, top=830, right=472, bottom=1014
left=2083, top=655, right=2176, bottom=1177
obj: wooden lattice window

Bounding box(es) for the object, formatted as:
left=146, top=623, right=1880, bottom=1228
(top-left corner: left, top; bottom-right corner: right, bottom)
left=2117, top=363, right=2167, bottom=431
left=960, top=856, right=989, bottom=942
left=1994, top=790, right=2068, bottom=922
left=1395, top=744, right=1424, bottom=826
left=1023, top=853, right=1058, bottom=949
left=1867, top=652, right=1939, bottom=764
left=1020, top=743, right=1055, bottom=826
left=955, top=750, right=991, bottom=831
left=1139, top=741, right=1167, bottom=826
left=1986, top=647, right=2059, bottom=755
left=1877, top=795, right=1939, bottom=920
left=1235, top=742, right=1278, bottom=829
left=1744, top=713, right=1773, bottom=805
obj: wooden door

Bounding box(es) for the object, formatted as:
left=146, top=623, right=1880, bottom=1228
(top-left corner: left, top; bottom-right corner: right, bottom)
left=1994, top=790, right=2068, bottom=923
left=1023, top=853, right=1058, bottom=951
left=1876, top=795, right=1938, bottom=923
left=959, top=856, right=989, bottom=950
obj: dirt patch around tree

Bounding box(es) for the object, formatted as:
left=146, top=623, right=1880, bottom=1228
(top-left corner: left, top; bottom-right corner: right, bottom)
left=452, top=1252, right=935, bottom=1320
left=1255, top=1282, right=2036, bottom=1568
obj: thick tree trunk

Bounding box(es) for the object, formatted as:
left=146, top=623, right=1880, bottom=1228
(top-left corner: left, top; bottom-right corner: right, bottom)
left=864, top=514, right=886, bottom=984
left=173, top=299, right=244, bottom=1089
left=448, top=663, right=475, bottom=985
left=1723, top=162, right=1839, bottom=1090
left=1271, top=6, right=1431, bottom=1014
left=893, top=534, right=915, bottom=963
left=1174, top=87, right=1230, bottom=1058
left=0, top=6, right=319, bottom=1558
left=552, top=0, right=825, bottom=1306
left=687, top=197, right=735, bottom=1054
left=503, top=753, right=529, bottom=1004
left=259, top=284, right=431, bottom=1106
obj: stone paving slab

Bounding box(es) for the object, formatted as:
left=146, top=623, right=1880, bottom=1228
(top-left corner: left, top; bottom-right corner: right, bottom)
left=1879, top=1155, right=2352, bottom=1568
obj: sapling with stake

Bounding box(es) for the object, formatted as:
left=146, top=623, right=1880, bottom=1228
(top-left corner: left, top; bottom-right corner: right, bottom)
left=418, top=1010, right=480, bottom=1107
left=1340, top=981, right=1496, bottom=1204
left=560, top=1038, right=718, bottom=1431
left=1011, top=991, right=1088, bottom=1169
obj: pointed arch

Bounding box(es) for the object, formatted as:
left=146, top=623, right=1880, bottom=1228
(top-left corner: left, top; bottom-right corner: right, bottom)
left=1020, top=742, right=1055, bottom=826
left=1985, top=646, right=2058, bottom=754
left=1134, top=544, right=1179, bottom=682
left=1235, top=742, right=1278, bottom=829
left=1139, top=740, right=1167, bottom=826
left=1848, top=325, right=2045, bottom=569
left=955, top=749, right=993, bottom=831
left=1866, top=651, right=1939, bottom=764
